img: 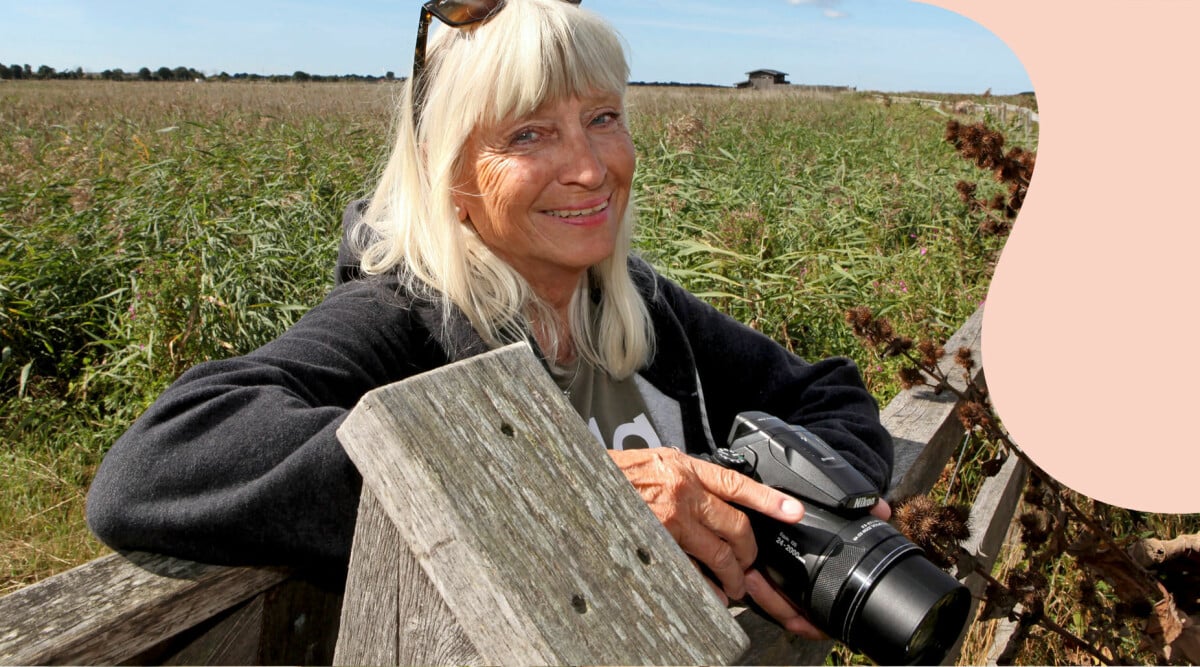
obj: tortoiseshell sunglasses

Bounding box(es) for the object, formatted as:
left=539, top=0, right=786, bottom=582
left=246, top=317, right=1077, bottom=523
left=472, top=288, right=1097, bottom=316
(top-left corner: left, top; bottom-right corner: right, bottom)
left=410, top=0, right=583, bottom=128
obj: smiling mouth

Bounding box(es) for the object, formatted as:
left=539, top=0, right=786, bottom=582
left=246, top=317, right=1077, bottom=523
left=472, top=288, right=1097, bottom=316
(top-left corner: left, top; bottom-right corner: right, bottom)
left=544, top=199, right=609, bottom=219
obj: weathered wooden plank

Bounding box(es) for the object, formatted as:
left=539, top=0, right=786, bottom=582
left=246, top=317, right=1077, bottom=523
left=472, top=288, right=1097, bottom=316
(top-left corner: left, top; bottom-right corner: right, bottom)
left=335, top=342, right=749, bottom=666
left=256, top=576, right=343, bottom=665
left=985, top=602, right=1027, bottom=666
left=887, top=305, right=986, bottom=499
left=156, top=595, right=265, bottom=666
left=125, top=574, right=341, bottom=666
left=391, top=501, right=479, bottom=666
left=0, top=551, right=288, bottom=666
left=942, top=453, right=1029, bottom=665
left=333, top=490, right=398, bottom=666
left=333, top=490, right=478, bottom=666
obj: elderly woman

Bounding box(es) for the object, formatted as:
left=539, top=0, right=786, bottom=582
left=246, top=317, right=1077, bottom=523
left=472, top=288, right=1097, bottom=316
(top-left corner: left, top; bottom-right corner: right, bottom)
left=87, top=0, right=892, bottom=639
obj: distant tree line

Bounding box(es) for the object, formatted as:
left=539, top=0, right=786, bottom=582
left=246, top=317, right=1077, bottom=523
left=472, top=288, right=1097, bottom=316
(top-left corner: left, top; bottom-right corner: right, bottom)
left=0, top=63, right=402, bottom=83
left=1, top=65, right=737, bottom=88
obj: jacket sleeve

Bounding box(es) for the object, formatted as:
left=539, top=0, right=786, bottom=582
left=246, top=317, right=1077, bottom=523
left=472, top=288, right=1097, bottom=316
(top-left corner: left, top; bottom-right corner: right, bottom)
left=85, top=279, right=436, bottom=569
left=653, top=274, right=894, bottom=493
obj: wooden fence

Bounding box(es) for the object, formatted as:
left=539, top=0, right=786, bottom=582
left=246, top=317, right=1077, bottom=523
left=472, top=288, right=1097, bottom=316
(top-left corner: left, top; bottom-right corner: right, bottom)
left=878, top=94, right=1039, bottom=138
left=0, top=305, right=1023, bottom=665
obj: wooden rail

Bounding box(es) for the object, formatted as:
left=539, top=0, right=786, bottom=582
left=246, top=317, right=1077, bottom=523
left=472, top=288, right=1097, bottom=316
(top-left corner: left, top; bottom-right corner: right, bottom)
left=0, top=553, right=341, bottom=665
left=0, top=305, right=1019, bottom=666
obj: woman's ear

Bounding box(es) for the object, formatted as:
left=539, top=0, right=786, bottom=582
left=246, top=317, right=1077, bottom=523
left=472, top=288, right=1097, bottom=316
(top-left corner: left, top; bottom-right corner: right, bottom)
left=453, top=200, right=469, bottom=222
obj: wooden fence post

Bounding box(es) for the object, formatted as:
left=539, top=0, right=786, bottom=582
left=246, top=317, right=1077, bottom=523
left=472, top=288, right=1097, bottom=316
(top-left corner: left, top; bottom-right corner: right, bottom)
left=944, top=454, right=1028, bottom=665
left=887, top=304, right=985, bottom=498
left=332, top=342, right=749, bottom=666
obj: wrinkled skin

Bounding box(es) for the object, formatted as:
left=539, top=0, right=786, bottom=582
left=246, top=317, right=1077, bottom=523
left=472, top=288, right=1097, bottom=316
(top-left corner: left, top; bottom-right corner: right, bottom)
left=611, top=447, right=891, bottom=638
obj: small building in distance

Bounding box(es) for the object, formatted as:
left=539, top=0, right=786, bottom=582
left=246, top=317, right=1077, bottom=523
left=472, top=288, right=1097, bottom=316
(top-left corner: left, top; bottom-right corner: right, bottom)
left=735, top=68, right=855, bottom=93
left=736, top=69, right=790, bottom=89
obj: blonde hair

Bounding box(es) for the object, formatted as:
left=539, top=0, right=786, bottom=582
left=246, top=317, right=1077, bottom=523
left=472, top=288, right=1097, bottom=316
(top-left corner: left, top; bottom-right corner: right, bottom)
left=355, top=0, right=653, bottom=378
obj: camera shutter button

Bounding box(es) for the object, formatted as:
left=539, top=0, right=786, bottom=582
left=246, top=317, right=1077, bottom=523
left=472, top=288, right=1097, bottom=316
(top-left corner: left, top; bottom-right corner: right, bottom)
left=713, top=448, right=755, bottom=475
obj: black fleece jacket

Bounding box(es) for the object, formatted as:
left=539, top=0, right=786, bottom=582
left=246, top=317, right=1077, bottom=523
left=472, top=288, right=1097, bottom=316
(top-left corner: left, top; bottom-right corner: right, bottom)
left=86, top=257, right=892, bottom=571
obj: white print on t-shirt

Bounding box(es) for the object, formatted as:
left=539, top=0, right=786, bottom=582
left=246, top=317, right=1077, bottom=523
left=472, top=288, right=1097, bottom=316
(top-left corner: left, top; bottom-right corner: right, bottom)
left=588, top=413, right=664, bottom=450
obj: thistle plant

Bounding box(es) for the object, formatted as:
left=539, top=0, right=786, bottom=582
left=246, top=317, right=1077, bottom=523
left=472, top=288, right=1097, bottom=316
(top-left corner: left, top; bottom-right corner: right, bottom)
left=846, top=305, right=1184, bottom=664
left=944, top=119, right=1034, bottom=237
left=846, top=119, right=1200, bottom=664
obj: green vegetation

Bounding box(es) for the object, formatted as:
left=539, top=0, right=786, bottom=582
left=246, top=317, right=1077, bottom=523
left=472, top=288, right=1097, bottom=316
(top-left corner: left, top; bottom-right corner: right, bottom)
left=1, top=82, right=1030, bottom=606
left=1, top=81, right=392, bottom=591
left=629, top=87, right=1025, bottom=393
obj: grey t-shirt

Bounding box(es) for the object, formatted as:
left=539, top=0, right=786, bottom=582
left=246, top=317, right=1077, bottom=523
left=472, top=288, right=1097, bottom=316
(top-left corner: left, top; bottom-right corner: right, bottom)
left=553, top=361, right=669, bottom=450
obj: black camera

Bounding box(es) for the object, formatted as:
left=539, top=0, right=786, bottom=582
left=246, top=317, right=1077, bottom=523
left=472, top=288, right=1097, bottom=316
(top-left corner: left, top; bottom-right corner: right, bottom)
left=710, top=412, right=970, bottom=666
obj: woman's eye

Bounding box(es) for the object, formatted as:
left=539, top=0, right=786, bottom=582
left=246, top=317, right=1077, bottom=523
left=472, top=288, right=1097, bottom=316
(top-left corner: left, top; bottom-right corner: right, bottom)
left=592, top=111, right=620, bottom=127
left=510, top=128, right=541, bottom=145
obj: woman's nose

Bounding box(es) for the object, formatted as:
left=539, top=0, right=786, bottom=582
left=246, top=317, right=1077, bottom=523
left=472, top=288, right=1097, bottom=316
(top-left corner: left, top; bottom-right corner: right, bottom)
left=558, top=128, right=607, bottom=188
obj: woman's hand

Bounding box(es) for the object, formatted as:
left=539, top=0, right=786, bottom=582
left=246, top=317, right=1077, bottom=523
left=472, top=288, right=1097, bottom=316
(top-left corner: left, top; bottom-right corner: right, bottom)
left=607, top=448, right=804, bottom=614
left=608, top=447, right=895, bottom=638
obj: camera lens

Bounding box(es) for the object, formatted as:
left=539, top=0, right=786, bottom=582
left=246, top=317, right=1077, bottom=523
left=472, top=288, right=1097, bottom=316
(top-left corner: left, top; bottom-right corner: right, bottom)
left=848, top=547, right=971, bottom=664
left=749, top=506, right=970, bottom=666
left=908, top=585, right=969, bottom=658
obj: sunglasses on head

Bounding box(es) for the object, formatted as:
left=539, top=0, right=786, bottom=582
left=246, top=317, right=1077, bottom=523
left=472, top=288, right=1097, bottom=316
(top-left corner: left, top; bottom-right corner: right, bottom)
left=410, top=0, right=583, bottom=129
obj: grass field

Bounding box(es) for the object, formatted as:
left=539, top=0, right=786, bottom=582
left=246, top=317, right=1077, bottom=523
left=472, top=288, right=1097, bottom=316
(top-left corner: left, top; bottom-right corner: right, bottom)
left=1, top=80, right=1030, bottom=630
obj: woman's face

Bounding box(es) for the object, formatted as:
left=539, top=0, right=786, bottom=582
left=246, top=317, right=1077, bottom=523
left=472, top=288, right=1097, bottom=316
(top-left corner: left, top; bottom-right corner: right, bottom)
left=453, top=89, right=635, bottom=303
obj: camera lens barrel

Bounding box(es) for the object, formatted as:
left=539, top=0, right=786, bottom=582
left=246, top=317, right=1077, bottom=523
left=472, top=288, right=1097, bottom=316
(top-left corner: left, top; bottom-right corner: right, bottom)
left=850, top=548, right=972, bottom=665
left=749, top=505, right=969, bottom=665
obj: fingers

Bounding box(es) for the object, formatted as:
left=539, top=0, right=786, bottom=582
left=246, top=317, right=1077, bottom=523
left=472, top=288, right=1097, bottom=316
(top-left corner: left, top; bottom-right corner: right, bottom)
left=675, top=511, right=749, bottom=598
left=610, top=448, right=762, bottom=597
left=692, top=456, right=805, bottom=526
left=744, top=569, right=828, bottom=640
left=693, top=488, right=757, bottom=571
left=608, top=448, right=807, bottom=602
left=870, top=498, right=892, bottom=521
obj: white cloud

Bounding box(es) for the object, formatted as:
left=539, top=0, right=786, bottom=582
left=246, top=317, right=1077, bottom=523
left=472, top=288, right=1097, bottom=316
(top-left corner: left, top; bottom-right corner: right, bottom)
left=787, top=0, right=850, bottom=18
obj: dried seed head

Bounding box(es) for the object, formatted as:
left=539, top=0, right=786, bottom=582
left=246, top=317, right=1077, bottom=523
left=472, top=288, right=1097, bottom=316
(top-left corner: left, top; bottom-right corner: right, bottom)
left=898, top=367, right=926, bottom=389
left=957, top=401, right=991, bottom=431
left=882, top=336, right=913, bottom=358
left=1018, top=509, right=1051, bottom=543
left=955, top=180, right=977, bottom=204
left=845, top=306, right=871, bottom=327
left=1021, top=482, right=1054, bottom=509
left=954, top=347, right=974, bottom=370
left=978, top=217, right=1010, bottom=236
left=1077, top=578, right=1096, bottom=601
left=916, top=339, right=944, bottom=367
left=944, top=119, right=961, bottom=145
left=1008, top=569, right=1047, bottom=594
left=893, top=495, right=971, bottom=562
left=938, top=504, right=972, bottom=541
left=894, top=495, right=940, bottom=544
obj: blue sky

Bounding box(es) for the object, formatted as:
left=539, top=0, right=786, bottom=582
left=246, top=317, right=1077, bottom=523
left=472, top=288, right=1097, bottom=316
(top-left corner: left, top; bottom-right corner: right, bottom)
left=0, top=0, right=1032, bottom=94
